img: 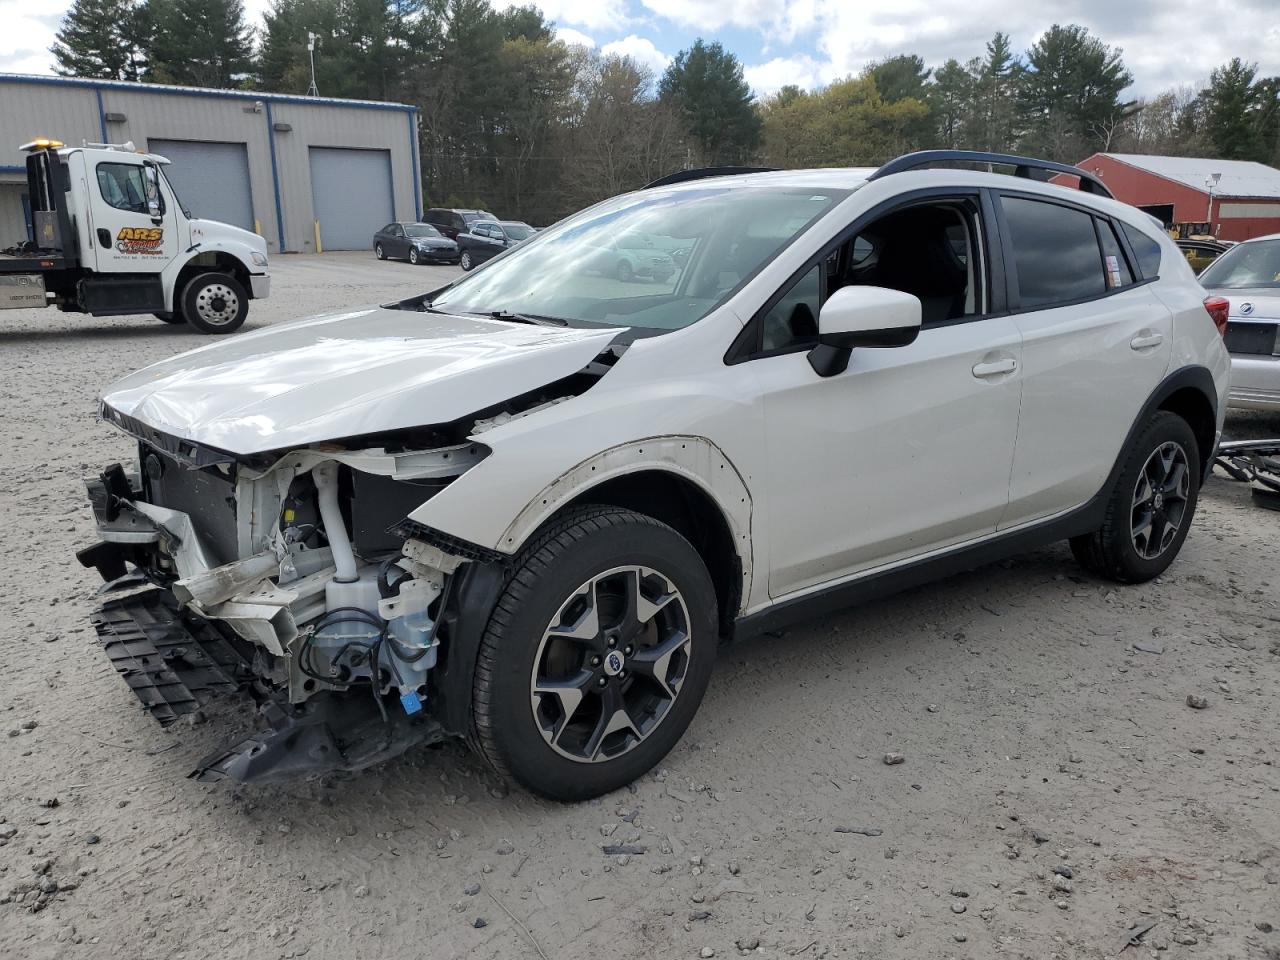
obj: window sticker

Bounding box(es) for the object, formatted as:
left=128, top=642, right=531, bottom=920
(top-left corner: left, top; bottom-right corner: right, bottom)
left=1105, top=254, right=1123, bottom=289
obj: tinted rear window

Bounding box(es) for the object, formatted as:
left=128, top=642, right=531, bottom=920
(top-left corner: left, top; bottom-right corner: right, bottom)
left=1002, top=196, right=1105, bottom=308
left=1121, top=222, right=1162, bottom=279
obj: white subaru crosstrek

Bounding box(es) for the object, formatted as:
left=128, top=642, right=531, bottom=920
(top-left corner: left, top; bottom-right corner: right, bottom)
left=80, top=151, right=1230, bottom=800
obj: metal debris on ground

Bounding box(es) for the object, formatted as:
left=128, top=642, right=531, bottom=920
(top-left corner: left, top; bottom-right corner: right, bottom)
left=1213, top=439, right=1280, bottom=511
left=1118, top=920, right=1159, bottom=952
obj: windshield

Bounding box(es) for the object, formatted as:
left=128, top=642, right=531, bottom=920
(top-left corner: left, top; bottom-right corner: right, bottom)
left=428, top=184, right=849, bottom=330
left=405, top=224, right=441, bottom=238
left=502, top=222, right=534, bottom=241
left=159, top=167, right=190, bottom=218
left=1200, top=239, right=1280, bottom=288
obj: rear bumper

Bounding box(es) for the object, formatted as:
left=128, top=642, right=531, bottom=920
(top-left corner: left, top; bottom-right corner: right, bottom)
left=249, top=273, right=270, bottom=299
left=1228, top=354, right=1280, bottom=410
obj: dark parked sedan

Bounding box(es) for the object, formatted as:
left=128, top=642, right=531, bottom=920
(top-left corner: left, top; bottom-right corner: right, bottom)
left=373, top=222, right=460, bottom=265
left=457, top=221, right=536, bottom=271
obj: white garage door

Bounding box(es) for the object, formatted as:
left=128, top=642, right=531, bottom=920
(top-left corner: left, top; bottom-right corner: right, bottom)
left=309, top=147, right=394, bottom=251
left=149, top=139, right=254, bottom=232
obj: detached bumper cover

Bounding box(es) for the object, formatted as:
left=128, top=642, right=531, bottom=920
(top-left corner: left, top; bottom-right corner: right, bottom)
left=91, top=584, right=250, bottom=726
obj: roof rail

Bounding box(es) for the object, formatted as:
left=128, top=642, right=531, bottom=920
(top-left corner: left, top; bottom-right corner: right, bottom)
left=644, top=166, right=777, bottom=189
left=868, top=150, right=1114, bottom=199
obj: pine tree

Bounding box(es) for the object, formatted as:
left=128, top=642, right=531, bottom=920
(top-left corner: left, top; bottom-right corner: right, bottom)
left=145, top=0, right=255, bottom=88
left=51, top=0, right=149, bottom=81
left=659, top=39, right=762, bottom=165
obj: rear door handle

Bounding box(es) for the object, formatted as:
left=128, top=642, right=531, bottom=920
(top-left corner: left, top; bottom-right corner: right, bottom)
left=1130, top=332, right=1164, bottom=350
left=972, top=358, right=1017, bottom=378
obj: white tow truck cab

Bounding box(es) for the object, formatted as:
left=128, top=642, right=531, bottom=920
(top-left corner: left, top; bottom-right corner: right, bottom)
left=0, top=138, right=269, bottom=334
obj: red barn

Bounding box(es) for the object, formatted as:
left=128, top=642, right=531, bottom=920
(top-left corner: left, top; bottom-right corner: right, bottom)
left=1071, top=153, right=1280, bottom=242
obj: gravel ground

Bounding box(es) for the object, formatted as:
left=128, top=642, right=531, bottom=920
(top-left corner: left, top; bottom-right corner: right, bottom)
left=1, top=252, right=1278, bottom=960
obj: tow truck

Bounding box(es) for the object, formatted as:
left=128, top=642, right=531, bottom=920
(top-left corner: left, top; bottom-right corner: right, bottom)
left=1, top=138, right=269, bottom=334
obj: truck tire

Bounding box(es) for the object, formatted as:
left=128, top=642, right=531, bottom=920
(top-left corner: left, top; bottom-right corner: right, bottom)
left=472, top=506, right=717, bottom=801
left=153, top=312, right=184, bottom=325
left=179, top=272, right=248, bottom=335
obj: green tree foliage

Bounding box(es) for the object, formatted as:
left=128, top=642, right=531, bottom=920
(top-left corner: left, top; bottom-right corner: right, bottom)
left=760, top=76, right=928, bottom=168
left=972, top=33, right=1021, bottom=152
left=659, top=39, right=762, bottom=165
left=51, top=0, right=150, bottom=81
left=1019, top=24, right=1132, bottom=160
left=1201, top=59, right=1280, bottom=162
left=928, top=58, right=974, bottom=149
left=146, top=0, right=255, bottom=87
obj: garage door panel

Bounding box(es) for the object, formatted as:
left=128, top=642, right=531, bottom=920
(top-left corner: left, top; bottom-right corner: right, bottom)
left=309, top=147, right=393, bottom=251
left=149, top=139, right=254, bottom=232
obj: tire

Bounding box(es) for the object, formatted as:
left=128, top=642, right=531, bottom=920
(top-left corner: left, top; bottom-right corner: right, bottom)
left=460, top=251, right=474, bottom=271
left=1069, top=410, right=1200, bottom=583
left=153, top=312, right=184, bottom=325
left=473, top=507, right=718, bottom=801
left=616, top=260, right=633, bottom=283
left=375, top=243, right=385, bottom=260
left=409, top=247, right=420, bottom=265
left=179, top=272, right=248, bottom=335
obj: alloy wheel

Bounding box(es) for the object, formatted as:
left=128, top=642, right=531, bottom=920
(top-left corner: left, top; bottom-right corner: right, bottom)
left=1130, top=440, right=1190, bottom=560
left=530, top=565, right=693, bottom=764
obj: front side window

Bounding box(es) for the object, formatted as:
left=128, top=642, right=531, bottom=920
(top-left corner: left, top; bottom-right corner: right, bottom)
left=1199, top=239, right=1280, bottom=288
left=1002, top=196, right=1105, bottom=308
left=96, top=162, right=150, bottom=214
left=428, top=185, right=848, bottom=332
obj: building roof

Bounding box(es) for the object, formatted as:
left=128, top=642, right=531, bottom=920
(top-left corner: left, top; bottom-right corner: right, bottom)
left=1099, top=153, right=1280, bottom=199
left=0, top=72, right=415, bottom=113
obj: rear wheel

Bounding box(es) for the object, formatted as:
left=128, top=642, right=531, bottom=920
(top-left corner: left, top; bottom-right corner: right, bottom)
left=473, top=507, right=717, bottom=801
left=1070, top=411, right=1200, bottom=583
left=179, top=272, right=248, bottom=335
left=460, top=251, right=474, bottom=271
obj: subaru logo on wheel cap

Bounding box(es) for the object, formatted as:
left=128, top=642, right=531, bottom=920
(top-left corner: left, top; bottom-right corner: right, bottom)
left=604, top=651, right=625, bottom=676
left=1240, top=302, right=1254, bottom=316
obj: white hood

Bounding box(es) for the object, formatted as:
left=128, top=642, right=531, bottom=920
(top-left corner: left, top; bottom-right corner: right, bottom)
left=101, top=307, right=621, bottom=454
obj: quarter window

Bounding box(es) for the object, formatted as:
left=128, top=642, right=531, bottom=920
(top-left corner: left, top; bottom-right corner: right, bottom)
left=1120, top=222, right=1162, bottom=280
left=96, top=163, right=150, bottom=214
left=1001, top=196, right=1105, bottom=308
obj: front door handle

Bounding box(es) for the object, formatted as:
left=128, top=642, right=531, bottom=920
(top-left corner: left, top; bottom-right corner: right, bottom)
left=1130, top=332, right=1164, bottom=350
left=96, top=227, right=111, bottom=248
left=972, top=357, right=1017, bottom=378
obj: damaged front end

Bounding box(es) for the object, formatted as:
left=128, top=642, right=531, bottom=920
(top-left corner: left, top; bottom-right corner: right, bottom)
left=78, top=419, right=490, bottom=784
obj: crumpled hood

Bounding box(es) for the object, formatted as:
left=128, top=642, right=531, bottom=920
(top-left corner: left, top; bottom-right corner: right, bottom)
left=101, top=307, right=621, bottom=455
left=1210, top=288, right=1280, bottom=320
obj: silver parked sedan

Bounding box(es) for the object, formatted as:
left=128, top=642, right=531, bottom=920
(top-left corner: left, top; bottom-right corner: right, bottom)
left=1200, top=233, right=1280, bottom=411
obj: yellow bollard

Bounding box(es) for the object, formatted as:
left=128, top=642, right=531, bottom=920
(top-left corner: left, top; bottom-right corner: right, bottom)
left=313, top=220, right=322, bottom=254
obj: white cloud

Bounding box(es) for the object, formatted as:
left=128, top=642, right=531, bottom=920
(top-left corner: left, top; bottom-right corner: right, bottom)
left=745, top=55, right=832, bottom=96
left=493, top=0, right=631, bottom=33
left=600, top=34, right=672, bottom=74
left=0, top=3, right=65, bottom=76
left=555, top=27, right=597, bottom=48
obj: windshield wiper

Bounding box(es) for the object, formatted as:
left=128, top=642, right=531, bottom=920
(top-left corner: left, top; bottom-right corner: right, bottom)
left=486, top=310, right=568, bottom=327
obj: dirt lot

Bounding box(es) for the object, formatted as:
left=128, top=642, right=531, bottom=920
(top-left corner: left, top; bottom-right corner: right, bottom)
left=1, top=252, right=1278, bottom=960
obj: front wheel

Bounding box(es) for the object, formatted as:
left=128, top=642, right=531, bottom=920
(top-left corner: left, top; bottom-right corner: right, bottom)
left=472, top=507, right=718, bottom=801
left=1070, top=410, right=1200, bottom=583
left=179, top=272, right=248, bottom=335
left=409, top=247, right=420, bottom=265
left=375, top=243, right=385, bottom=260
left=460, top=251, right=474, bottom=271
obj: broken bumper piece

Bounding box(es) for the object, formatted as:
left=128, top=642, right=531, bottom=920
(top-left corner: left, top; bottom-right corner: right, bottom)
left=92, top=584, right=250, bottom=726
left=190, top=696, right=446, bottom=785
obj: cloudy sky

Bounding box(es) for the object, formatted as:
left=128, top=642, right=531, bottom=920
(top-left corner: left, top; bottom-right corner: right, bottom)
left=2, top=0, right=1278, bottom=98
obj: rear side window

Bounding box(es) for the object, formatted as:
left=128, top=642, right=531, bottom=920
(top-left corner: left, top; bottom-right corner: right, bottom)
left=1001, top=196, right=1105, bottom=308
left=1120, top=222, right=1162, bottom=279
left=1097, top=220, right=1135, bottom=289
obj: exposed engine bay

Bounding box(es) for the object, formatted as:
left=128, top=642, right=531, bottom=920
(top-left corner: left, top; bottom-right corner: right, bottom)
left=77, top=341, right=619, bottom=784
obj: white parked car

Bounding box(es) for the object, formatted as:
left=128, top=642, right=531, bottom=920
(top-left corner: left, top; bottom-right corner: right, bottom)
left=80, top=151, right=1230, bottom=800
left=1198, top=232, right=1280, bottom=410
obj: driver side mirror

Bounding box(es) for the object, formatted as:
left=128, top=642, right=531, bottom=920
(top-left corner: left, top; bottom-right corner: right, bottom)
left=143, top=163, right=163, bottom=222
left=808, top=285, right=922, bottom=377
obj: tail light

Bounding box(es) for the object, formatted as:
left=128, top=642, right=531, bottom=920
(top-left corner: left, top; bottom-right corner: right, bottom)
left=1203, top=296, right=1230, bottom=338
